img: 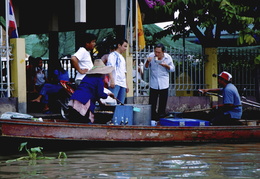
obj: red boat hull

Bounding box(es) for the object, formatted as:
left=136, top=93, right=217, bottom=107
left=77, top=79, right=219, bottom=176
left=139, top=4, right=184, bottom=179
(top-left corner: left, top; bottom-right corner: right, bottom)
left=1, top=118, right=260, bottom=144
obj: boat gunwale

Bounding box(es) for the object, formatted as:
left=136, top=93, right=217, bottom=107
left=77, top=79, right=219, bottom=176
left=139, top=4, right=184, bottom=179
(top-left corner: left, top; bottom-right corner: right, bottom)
left=1, top=118, right=260, bottom=145
left=0, top=118, right=259, bottom=131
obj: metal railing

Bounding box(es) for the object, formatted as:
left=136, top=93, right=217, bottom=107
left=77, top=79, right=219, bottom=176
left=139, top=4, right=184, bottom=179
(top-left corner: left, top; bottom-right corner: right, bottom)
left=1, top=46, right=259, bottom=98
left=133, top=45, right=259, bottom=97
left=133, top=45, right=206, bottom=96
left=218, top=46, right=260, bottom=96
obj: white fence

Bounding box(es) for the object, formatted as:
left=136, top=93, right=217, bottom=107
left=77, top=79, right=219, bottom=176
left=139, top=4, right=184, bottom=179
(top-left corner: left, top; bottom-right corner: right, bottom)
left=0, top=45, right=259, bottom=98
left=133, top=45, right=206, bottom=96
left=133, top=45, right=259, bottom=97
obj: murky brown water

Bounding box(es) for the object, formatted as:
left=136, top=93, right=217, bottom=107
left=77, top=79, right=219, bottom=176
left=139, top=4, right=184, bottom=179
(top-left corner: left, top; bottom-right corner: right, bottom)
left=0, top=143, right=259, bottom=178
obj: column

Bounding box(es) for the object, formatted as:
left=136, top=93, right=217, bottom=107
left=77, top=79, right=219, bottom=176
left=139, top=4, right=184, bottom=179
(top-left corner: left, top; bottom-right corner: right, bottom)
left=115, top=0, right=127, bottom=39
left=10, top=38, right=26, bottom=113
left=204, top=47, right=218, bottom=102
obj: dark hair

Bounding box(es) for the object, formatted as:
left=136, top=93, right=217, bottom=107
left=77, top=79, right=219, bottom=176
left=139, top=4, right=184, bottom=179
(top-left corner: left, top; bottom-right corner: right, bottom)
left=155, top=43, right=165, bottom=52
left=34, top=57, right=43, bottom=67
left=115, top=39, right=128, bottom=48
left=49, top=59, right=66, bottom=73
left=28, top=56, right=35, bottom=63
left=48, top=60, right=67, bottom=82
left=85, top=33, right=97, bottom=43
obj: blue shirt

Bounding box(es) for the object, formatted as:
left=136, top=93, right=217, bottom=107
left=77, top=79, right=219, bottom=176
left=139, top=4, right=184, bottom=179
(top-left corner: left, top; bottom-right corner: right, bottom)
left=222, top=83, right=242, bottom=119
left=54, top=69, right=69, bottom=81
left=70, top=75, right=108, bottom=112
left=145, top=52, right=175, bottom=90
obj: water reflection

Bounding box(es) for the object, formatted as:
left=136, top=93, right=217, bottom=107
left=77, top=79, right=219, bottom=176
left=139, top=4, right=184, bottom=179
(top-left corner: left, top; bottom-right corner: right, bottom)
left=0, top=143, right=259, bottom=178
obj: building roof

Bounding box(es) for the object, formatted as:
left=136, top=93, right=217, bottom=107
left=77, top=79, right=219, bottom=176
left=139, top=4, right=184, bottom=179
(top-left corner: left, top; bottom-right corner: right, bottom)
left=0, top=0, right=173, bottom=35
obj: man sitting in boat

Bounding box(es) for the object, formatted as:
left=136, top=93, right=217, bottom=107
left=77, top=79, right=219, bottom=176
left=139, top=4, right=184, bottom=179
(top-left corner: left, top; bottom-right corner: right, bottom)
left=68, top=59, right=115, bottom=123
left=199, top=71, right=243, bottom=126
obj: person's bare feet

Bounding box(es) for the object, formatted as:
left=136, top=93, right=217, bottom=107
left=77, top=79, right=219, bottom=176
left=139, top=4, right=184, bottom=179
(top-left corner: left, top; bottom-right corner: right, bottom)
left=42, top=104, right=50, bottom=112
left=43, top=107, right=50, bottom=111
left=31, top=98, right=40, bottom=102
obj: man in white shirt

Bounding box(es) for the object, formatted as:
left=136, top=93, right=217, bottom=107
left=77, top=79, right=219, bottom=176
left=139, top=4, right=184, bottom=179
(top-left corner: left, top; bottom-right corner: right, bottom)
left=145, top=43, right=175, bottom=120
left=71, top=33, right=97, bottom=86
left=107, top=39, right=129, bottom=104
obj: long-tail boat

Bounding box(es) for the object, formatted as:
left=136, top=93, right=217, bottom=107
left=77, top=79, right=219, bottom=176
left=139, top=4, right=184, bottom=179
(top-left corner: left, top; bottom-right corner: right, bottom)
left=0, top=115, right=259, bottom=152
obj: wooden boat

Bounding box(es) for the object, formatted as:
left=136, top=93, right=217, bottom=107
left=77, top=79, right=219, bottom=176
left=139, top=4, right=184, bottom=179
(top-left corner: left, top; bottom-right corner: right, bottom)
left=1, top=117, right=260, bottom=152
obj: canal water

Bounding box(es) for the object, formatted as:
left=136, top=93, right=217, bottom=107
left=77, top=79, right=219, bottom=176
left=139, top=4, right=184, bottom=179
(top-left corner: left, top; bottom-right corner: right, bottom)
left=0, top=143, right=259, bottom=178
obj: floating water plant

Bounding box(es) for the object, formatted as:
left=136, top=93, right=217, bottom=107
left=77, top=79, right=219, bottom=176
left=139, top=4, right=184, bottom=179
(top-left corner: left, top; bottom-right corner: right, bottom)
left=5, top=142, right=67, bottom=163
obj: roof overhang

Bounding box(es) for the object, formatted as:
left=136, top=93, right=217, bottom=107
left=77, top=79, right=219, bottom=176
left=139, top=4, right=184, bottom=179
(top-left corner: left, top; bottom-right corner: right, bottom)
left=0, top=0, right=173, bottom=35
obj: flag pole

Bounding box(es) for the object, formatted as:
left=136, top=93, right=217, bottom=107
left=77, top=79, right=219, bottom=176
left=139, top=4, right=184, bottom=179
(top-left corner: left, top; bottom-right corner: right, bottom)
left=135, top=0, right=139, bottom=97
left=0, top=27, right=3, bottom=97
left=126, top=1, right=132, bottom=51
left=5, top=0, right=11, bottom=97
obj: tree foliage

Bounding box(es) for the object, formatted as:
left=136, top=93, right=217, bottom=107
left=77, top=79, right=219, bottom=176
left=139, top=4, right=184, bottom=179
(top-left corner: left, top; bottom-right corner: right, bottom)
left=148, top=0, right=260, bottom=47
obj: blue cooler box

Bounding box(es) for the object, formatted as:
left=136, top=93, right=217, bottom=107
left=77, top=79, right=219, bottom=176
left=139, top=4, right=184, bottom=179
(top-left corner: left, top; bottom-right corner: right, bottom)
left=160, top=118, right=210, bottom=126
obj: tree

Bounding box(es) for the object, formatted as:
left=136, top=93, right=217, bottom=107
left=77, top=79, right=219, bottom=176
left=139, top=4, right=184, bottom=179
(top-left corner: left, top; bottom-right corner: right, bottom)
left=145, top=0, right=260, bottom=101
left=147, top=0, right=260, bottom=47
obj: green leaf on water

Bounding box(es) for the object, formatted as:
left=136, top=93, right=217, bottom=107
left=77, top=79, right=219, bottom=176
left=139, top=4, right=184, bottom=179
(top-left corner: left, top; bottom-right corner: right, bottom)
left=5, top=142, right=67, bottom=163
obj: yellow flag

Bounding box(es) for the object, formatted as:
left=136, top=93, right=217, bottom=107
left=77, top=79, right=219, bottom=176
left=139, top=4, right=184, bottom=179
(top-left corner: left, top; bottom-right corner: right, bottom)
left=137, top=3, right=145, bottom=50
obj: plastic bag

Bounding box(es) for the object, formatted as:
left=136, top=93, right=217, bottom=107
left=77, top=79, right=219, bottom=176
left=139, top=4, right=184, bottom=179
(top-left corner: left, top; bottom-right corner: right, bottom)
left=1, top=112, right=34, bottom=119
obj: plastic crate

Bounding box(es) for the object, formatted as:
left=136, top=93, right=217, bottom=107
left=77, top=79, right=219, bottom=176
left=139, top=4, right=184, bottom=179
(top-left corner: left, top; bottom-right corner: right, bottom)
left=160, top=118, right=210, bottom=126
